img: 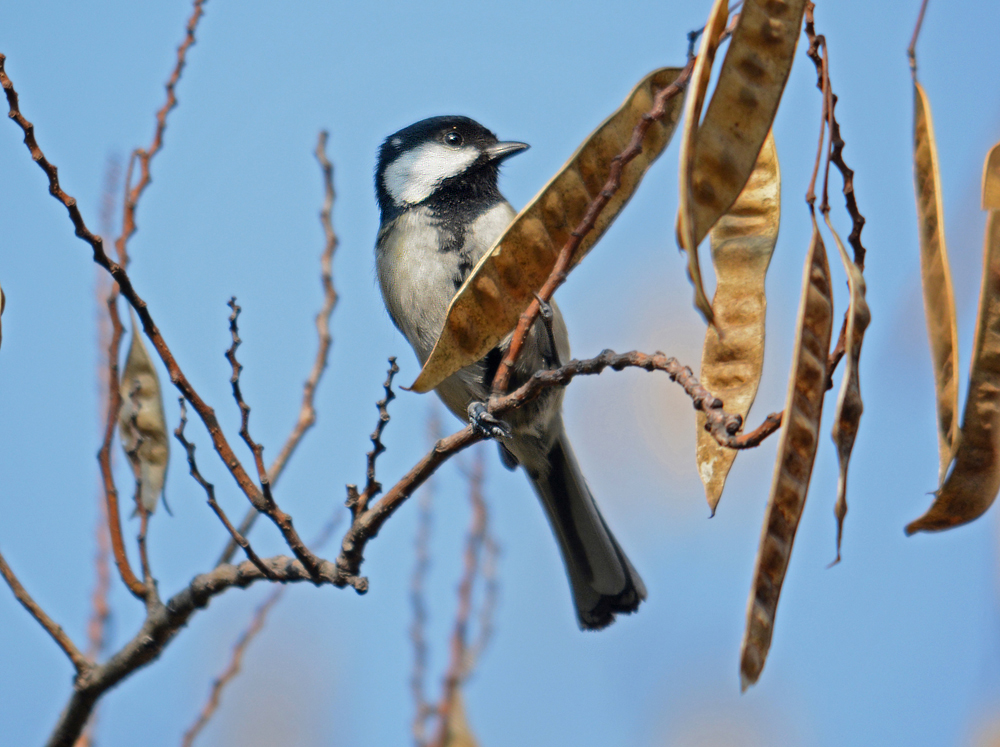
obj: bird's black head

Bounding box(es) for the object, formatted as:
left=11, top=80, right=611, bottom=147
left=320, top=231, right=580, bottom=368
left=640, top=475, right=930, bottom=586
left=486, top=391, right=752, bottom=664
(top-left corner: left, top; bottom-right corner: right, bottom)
left=375, top=115, right=528, bottom=220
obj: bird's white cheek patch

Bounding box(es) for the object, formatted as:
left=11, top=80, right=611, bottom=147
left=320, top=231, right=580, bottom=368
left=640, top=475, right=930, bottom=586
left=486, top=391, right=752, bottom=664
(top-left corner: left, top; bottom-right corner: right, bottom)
left=383, top=143, right=479, bottom=206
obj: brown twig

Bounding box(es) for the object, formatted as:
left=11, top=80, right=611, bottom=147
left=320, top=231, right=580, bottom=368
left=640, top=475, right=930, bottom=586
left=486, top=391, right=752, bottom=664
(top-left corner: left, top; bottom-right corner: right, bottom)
left=115, top=0, right=207, bottom=269
left=225, top=299, right=276, bottom=507
left=180, top=587, right=282, bottom=747
left=490, top=56, right=696, bottom=396
left=907, top=0, right=931, bottom=75
left=219, top=130, right=340, bottom=566
left=180, top=508, right=347, bottom=747
left=410, top=409, right=441, bottom=747
left=354, top=358, right=399, bottom=516
left=0, top=547, right=91, bottom=675
left=46, top=554, right=348, bottom=747
left=0, top=52, right=290, bottom=589
left=429, top=449, right=489, bottom=747
left=493, top=348, right=772, bottom=450
left=803, top=1, right=867, bottom=271
left=175, top=400, right=274, bottom=579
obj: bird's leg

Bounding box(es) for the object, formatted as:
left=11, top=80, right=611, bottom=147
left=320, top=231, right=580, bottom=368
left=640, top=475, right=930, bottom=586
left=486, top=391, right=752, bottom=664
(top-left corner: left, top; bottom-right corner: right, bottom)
left=468, top=402, right=512, bottom=440
left=535, top=293, right=561, bottom=369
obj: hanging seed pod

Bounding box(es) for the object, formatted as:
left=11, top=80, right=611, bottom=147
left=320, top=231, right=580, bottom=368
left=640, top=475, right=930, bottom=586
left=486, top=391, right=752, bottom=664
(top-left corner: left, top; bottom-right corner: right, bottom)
left=912, top=81, right=960, bottom=483
left=907, top=142, right=1000, bottom=534
left=740, top=216, right=833, bottom=690
left=412, top=67, right=685, bottom=393
left=696, top=130, right=780, bottom=514
left=826, top=215, right=870, bottom=562
left=679, top=0, right=807, bottom=324
left=119, top=313, right=169, bottom=513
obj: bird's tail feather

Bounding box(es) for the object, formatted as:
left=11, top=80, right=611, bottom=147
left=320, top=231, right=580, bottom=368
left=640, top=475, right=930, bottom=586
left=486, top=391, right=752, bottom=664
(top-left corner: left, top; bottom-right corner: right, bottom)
left=525, top=431, right=646, bottom=630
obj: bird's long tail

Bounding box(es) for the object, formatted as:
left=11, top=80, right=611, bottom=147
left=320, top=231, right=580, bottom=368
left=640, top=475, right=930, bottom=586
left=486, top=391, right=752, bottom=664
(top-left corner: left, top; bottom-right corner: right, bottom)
left=523, top=429, right=646, bottom=630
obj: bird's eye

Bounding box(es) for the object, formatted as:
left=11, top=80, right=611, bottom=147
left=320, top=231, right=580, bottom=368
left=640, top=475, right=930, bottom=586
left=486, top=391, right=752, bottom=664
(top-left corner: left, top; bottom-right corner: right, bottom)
left=444, top=131, right=463, bottom=147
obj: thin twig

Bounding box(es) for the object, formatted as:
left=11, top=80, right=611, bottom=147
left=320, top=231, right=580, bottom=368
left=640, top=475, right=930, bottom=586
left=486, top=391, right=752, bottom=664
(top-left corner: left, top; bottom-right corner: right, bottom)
left=115, top=0, right=207, bottom=268
left=0, top=53, right=300, bottom=587
left=219, top=130, right=340, bottom=566
left=175, top=400, right=274, bottom=579
left=0, top=547, right=91, bottom=675
left=180, top=508, right=346, bottom=747
left=490, top=57, right=696, bottom=396
left=907, top=0, right=931, bottom=75
left=410, top=409, right=441, bottom=747
left=429, top=449, right=488, bottom=747
left=803, top=2, right=867, bottom=270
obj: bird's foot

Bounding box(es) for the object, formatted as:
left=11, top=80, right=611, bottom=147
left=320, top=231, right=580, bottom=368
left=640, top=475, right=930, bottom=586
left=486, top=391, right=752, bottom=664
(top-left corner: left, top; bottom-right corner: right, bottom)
left=468, top=402, right=512, bottom=440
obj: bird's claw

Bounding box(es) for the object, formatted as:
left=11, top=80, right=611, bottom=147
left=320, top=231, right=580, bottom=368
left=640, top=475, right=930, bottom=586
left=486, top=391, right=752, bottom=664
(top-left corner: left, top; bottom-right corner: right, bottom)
left=468, top=402, right=512, bottom=440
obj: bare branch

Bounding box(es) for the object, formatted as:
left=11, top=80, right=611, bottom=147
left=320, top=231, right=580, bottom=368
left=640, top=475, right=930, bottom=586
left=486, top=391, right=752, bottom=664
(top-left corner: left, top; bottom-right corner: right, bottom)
left=0, top=547, right=91, bottom=675
left=0, top=52, right=302, bottom=576
left=115, top=0, right=207, bottom=268
left=181, top=508, right=347, bottom=747
left=490, top=56, right=696, bottom=395
left=175, top=400, right=274, bottom=579
left=219, top=129, right=340, bottom=566
left=429, top=449, right=488, bottom=747
left=803, top=2, right=867, bottom=270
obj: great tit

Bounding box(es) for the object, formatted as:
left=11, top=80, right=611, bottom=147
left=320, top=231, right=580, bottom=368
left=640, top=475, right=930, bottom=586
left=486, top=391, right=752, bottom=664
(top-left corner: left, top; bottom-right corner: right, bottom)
left=374, top=115, right=645, bottom=629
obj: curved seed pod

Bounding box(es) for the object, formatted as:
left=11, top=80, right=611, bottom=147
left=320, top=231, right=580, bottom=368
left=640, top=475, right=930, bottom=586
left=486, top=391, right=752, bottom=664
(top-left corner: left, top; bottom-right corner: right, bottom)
left=0, top=282, right=5, bottom=351
left=740, top=216, right=833, bottom=690
left=679, top=0, right=807, bottom=325
left=677, top=0, right=731, bottom=325
left=913, top=81, right=960, bottom=483
left=412, top=67, right=685, bottom=392
left=906, top=142, right=1000, bottom=534
left=826, top=215, right=870, bottom=562
left=119, top=314, right=169, bottom=513
left=696, top=130, right=780, bottom=514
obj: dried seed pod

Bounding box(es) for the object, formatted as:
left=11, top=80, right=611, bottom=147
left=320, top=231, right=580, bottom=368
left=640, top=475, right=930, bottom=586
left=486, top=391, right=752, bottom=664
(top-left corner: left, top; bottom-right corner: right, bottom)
left=906, top=142, right=1000, bottom=534
left=740, top=217, right=833, bottom=690
left=412, top=67, right=685, bottom=392
left=679, top=0, right=807, bottom=324
left=677, top=0, right=731, bottom=325
left=913, top=81, right=960, bottom=483
left=119, top=314, right=169, bottom=513
left=696, top=130, right=780, bottom=514
left=443, top=691, right=479, bottom=747
left=826, top=215, right=870, bottom=562
left=0, top=282, right=5, bottom=352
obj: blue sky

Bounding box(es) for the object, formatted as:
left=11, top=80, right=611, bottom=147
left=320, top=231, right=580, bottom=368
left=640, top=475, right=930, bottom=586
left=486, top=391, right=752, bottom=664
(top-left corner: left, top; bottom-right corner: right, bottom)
left=3, top=1, right=1000, bottom=745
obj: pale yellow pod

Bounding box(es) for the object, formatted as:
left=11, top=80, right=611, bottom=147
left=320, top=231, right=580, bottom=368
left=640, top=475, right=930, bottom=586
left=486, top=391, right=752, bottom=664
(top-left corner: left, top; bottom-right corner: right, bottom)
left=907, top=142, right=1000, bottom=534
left=677, top=0, right=731, bottom=325
left=913, top=81, right=960, bottom=483
left=740, top=216, right=833, bottom=690
left=679, top=0, right=807, bottom=325
left=119, top=313, right=170, bottom=513
left=826, top=215, right=870, bottom=562
left=443, top=691, right=479, bottom=747
left=696, top=130, right=780, bottom=514
left=412, top=67, right=685, bottom=392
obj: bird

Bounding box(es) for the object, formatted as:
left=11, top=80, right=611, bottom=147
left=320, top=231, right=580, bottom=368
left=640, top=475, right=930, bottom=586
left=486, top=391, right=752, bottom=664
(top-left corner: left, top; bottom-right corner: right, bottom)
left=374, top=115, right=645, bottom=629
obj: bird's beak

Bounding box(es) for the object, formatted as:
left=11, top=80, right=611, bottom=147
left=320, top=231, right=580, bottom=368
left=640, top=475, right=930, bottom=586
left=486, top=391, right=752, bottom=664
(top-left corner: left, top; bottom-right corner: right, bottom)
left=484, top=141, right=529, bottom=162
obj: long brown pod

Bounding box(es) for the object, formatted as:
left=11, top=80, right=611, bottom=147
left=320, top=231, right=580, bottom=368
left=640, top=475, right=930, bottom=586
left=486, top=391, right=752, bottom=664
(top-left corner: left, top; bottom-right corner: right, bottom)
left=826, top=215, right=870, bottom=562
left=412, top=67, right=685, bottom=393
left=907, top=142, right=1000, bottom=534
left=912, top=81, right=960, bottom=483
left=679, top=0, right=807, bottom=325
left=677, top=0, right=731, bottom=325
left=696, top=130, right=780, bottom=514
left=740, top=216, right=833, bottom=690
